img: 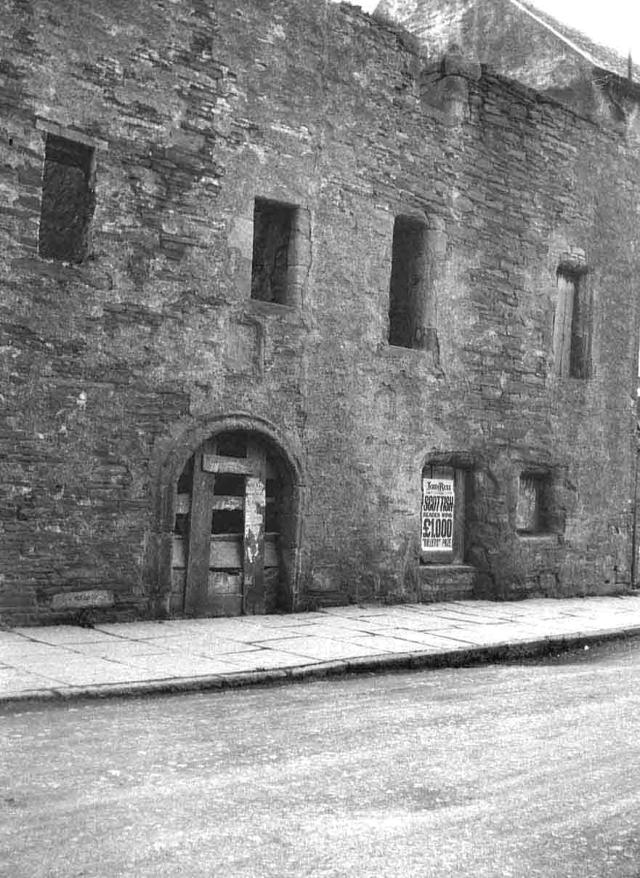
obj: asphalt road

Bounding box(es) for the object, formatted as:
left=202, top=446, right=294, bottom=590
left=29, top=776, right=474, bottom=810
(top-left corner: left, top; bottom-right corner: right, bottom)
left=2, top=640, right=640, bottom=878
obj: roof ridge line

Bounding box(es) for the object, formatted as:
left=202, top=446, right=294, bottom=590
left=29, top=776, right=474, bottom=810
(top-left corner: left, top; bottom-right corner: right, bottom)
left=506, top=0, right=600, bottom=68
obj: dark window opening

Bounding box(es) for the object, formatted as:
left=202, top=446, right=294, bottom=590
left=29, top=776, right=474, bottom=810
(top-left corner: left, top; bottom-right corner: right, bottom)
left=251, top=199, right=295, bottom=304
left=39, top=133, right=95, bottom=264
left=174, top=513, right=188, bottom=536
left=216, top=432, right=247, bottom=459
left=265, top=507, right=278, bottom=534
left=177, top=456, right=194, bottom=494
left=214, top=473, right=245, bottom=496
left=554, top=267, right=591, bottom=379
left=212, top=508, right=244, bottom=535
left=389, top=215, right=428, bottom=349
left=516, top=473, right=551, bottom=535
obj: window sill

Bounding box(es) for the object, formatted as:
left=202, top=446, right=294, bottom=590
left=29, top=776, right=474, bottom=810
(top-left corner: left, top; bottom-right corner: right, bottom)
left=247, top=298, right=296, bottom=312
left=419, top=562, right=474, bottom=570
left=516, top=532, right=560, bottom=544
left=385, top=342, right=426, bottom=354
left=380, top=343, right=442, bottom=369
left=243, top=299, right=305, bottom=327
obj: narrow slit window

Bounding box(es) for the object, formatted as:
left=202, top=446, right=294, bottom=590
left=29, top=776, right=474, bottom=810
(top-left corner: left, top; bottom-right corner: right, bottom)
left=39, top=133, right=95, bottom=264
left=554, top=265, right=591, bottom=379
left=389, top=215, right=429, bottom=349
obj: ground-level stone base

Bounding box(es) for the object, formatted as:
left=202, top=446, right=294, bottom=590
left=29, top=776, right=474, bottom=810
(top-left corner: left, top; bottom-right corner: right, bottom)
left=417, top=565, right=476, bottom=602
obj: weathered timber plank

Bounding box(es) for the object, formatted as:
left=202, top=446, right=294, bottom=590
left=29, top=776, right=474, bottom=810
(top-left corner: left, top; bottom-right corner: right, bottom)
left=202, top=454, right=261, bottom=476
left=243, top=441, right=266, bottom=614
left=184, top=440, right=218, bottom=615
left=208, top=535, right=272, bottom=570
left=203, top=595, right=244, bottom=616
left=208, top=571, right=242, bottom=595
left=211, top=495, right=244, bottom=511
left=210, top=537, right=243, bottom=569
left=264, top=566, right=281, bottom=614
left=172, top=536, right=186, bottom=568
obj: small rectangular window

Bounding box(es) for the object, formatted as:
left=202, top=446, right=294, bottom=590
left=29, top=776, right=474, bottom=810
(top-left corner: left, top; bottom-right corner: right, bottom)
left=252, top=198, right=306, bottom=306
left=39, top=133, right=95, bottom=264
left=389, top=215, right=432, bottom=350
left=516, top=473, right=551, bottom=535
left=554, top=266, right=591, bottom=379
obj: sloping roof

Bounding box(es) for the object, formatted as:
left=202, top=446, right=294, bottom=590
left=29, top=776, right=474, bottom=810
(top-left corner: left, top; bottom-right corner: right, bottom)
left=511, top=0, right=640, bottom=80
left=374, top=0, right=640, bottom=82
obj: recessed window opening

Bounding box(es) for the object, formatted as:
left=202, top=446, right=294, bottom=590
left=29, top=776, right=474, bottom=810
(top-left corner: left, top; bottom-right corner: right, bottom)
left=39, top=133, right=95, bottom=264
left=251, top=198, right=296, bottom=304
left=516, top=472, right=551, bottom=535
left=554, top=265, right=591, bottom=379
left=389, top=215, right=428, bottom=349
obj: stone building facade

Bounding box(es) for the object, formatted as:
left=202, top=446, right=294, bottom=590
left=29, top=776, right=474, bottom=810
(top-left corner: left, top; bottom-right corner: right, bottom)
left=1, top=0, right=639, bottom=624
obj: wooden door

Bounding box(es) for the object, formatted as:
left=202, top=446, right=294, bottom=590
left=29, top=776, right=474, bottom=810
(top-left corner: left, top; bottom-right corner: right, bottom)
left=171, top=433, right=281, bottom=616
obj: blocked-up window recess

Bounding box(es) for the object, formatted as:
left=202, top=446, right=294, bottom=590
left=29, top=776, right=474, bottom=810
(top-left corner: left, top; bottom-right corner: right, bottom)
left=389, top=215, right=431, bottom=349
left=38, top=133, right=95, bottom=264
left=420, top=464, right=466, bottom=564
left=516, top=472, right=551, bottom=535
left=554, top=265, right=591, bottom=379
left=251, top=198, right=309, bottom=306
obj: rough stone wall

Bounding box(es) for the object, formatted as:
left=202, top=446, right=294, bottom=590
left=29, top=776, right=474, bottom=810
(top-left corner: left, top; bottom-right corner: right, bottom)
left=1, top=0, right=639, bottom=623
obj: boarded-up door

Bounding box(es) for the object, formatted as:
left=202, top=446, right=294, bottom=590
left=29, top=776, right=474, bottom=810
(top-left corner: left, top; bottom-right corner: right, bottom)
left=171, top=432, right=282, bottom=616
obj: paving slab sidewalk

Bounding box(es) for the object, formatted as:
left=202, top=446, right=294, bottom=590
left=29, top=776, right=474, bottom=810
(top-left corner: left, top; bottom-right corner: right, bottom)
left=2, top=594, right=640, bottom=705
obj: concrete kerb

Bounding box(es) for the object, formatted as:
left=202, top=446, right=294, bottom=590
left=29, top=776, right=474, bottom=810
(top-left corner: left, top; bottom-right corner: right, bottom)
left=3, top=623, right=640, bottom=708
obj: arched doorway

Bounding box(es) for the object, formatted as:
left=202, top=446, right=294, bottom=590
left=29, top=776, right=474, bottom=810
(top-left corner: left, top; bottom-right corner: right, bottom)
left=170, top=429, right=297, bottom=616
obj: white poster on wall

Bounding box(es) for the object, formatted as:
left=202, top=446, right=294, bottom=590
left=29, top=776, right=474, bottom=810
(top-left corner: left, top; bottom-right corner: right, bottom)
left=421, top=478, right=455, bottom=552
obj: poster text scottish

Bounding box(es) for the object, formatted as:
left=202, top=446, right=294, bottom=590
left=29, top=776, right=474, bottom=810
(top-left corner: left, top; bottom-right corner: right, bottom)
left=421, top=478, right=455, bottom=551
